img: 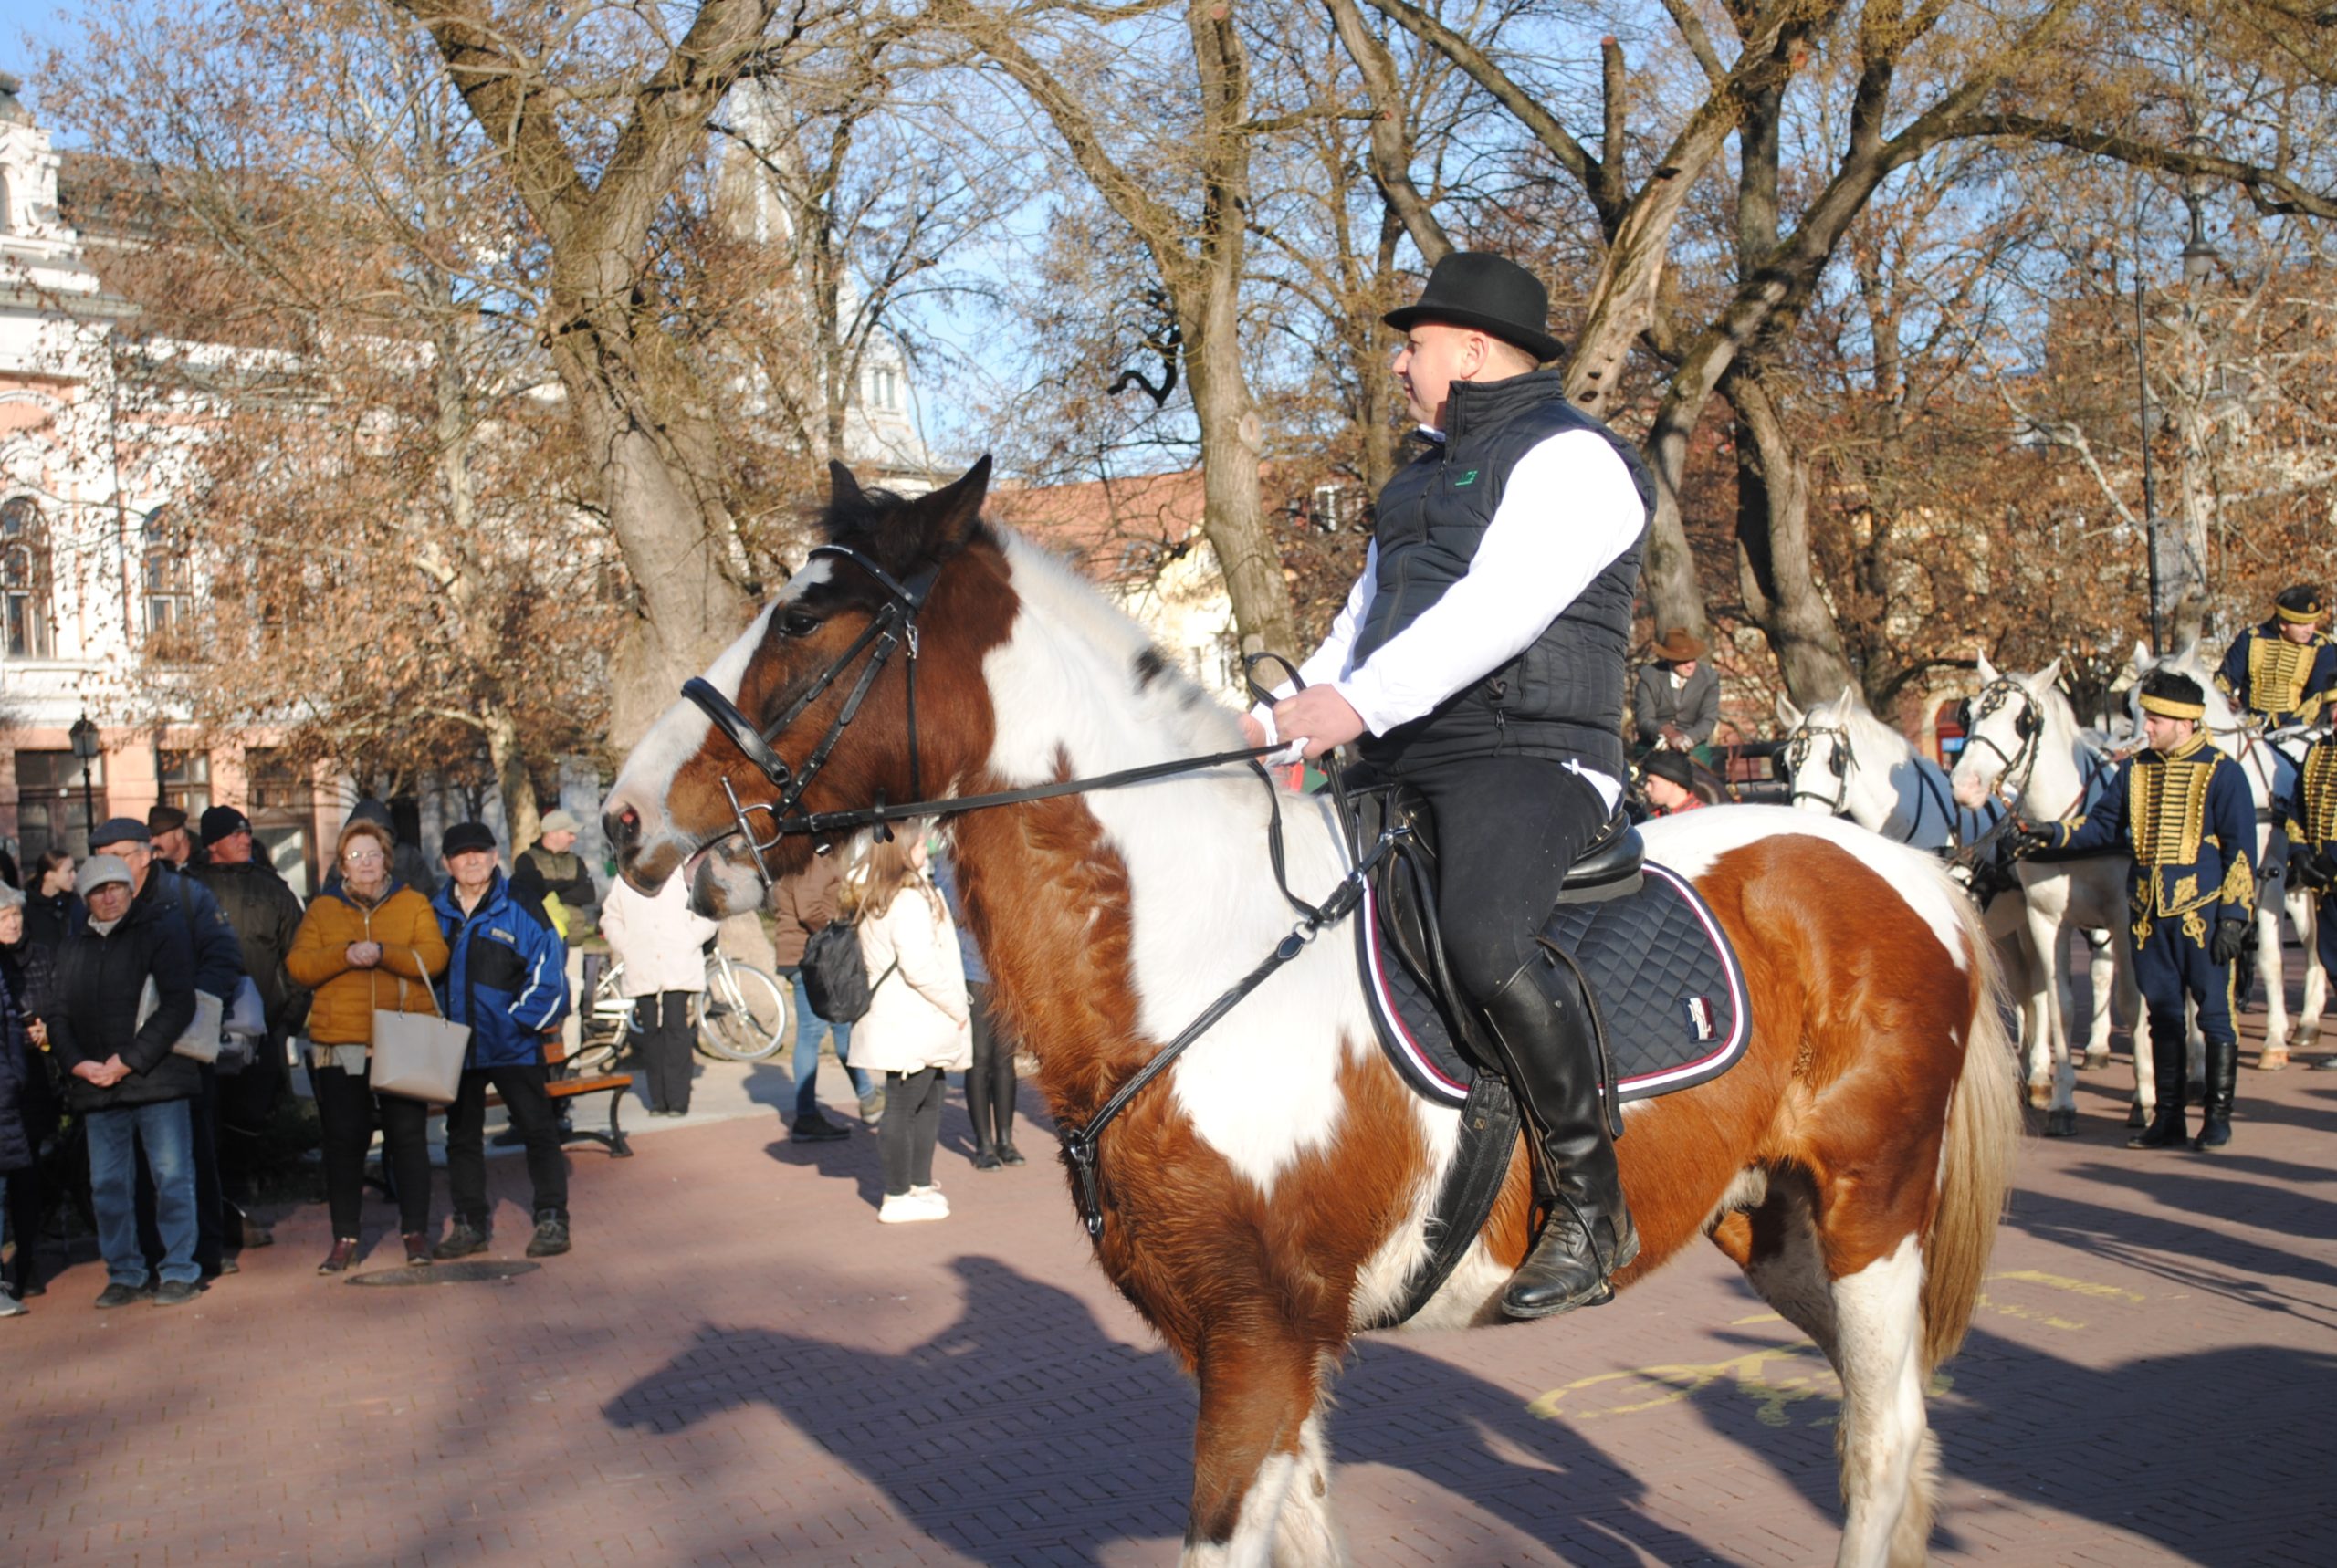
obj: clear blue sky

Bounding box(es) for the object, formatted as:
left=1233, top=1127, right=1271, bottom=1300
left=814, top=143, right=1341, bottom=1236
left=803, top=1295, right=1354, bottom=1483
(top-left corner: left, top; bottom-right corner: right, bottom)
left=1, top=0, right=91, bottom=84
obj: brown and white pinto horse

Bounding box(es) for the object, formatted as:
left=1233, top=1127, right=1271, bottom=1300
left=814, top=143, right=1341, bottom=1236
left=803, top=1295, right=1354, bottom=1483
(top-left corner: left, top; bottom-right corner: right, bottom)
left=604, top=460, right=2021, bottom=1568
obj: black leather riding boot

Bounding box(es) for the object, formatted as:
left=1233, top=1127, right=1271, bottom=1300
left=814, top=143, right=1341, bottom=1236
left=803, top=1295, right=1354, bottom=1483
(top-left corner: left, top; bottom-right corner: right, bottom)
left=2192, top=1036, right=2237, bottom=1150
left=2128, top=1018, right=2189, bottom=1149
left=1483, top=961, right=1640, bottom=1320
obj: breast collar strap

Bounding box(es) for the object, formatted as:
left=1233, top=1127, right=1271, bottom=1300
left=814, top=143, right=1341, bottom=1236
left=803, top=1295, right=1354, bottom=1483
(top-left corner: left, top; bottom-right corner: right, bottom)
left=683, top=545, right=939, bottom=887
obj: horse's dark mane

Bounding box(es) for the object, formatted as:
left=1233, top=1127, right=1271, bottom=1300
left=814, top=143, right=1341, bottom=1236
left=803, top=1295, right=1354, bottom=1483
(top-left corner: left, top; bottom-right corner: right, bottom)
left=817, top=481, right=991, bottom=582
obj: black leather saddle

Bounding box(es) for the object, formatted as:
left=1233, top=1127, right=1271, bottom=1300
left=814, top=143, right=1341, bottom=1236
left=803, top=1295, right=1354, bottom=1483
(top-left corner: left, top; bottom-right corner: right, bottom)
left=1350, top=780, right=1750, bottom=1109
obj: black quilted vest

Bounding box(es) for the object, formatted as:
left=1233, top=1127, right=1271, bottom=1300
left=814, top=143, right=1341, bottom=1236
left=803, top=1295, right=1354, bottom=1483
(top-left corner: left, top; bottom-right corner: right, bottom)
left=1351, top=370, right=1652, bottom=778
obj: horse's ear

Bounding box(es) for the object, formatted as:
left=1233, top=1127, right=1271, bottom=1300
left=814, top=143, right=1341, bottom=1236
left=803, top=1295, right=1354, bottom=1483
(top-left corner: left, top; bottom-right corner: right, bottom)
left=1776, top=694, right=1804, bottom=729
left=2127, top=640, right=2153, bottom=678
left=1975, top=650, right=1999, bottom=684
left=917, top=455, right=993, bottom=555
left=2037, top=655, right=2063, bottom=688
left=2175, top=635, right=2199, bottom=669
left=1836, top=682, right=1859, bottom=714
left=829, top=460, right=865, bottom=514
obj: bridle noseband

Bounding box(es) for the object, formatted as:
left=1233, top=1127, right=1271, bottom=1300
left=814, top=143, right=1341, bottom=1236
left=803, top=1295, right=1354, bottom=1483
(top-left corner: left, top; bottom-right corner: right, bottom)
left=1957, top=678, right=2044, bottom=809
left=682, top=544, right=940, bottom=889
left=1785, top=719, right=1855, bottom=815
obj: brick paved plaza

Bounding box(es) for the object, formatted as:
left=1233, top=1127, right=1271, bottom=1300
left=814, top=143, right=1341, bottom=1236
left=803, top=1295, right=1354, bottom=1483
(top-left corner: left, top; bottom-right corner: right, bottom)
left=6, top=966, right=2336, bottom=1567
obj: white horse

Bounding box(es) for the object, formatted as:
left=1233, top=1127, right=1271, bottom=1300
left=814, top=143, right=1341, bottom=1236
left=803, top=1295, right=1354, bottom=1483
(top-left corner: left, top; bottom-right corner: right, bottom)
left=2122, top=641, right=2326, bottom=1067
left=1776, top=686, right=2105, bottom=1078
left=1778, top=686, right=2002, bottom=852
left=1949, top=656, right=2148, bottom=1134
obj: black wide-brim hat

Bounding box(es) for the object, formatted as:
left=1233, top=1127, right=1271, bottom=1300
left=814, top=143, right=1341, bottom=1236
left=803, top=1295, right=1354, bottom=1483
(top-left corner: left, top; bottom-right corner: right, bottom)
left=1383, top=251, right=1563, bottom=364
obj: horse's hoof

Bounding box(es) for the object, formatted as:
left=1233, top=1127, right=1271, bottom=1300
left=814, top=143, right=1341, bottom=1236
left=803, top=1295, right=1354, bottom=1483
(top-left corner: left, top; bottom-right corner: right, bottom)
left=2127, top=1103, right=2150, bottom=1129
left=2081, top=1048, right=2112, bottom=1071
left=2027, top=1082, right=2055, bottom=1110
left=2045, top=1108, right=2079, bottom=1138
left=2258, top=1046, right=2290, bottom=1072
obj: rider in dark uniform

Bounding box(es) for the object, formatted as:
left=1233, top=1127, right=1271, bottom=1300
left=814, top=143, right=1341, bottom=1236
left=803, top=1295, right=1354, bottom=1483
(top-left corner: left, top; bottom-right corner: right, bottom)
left=2019, top=671, right=2256, bottom=1149
left=1246, top=253, right=1653, bottom=1318
left=2284, top=728, right=2337, bottom=1070
left=2217, top=584, right=2337, bottom=730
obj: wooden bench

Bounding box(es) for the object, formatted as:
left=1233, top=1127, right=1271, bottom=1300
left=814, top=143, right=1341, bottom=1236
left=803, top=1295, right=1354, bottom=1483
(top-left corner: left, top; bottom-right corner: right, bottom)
left=434, top=1037, right=635, bottom=1158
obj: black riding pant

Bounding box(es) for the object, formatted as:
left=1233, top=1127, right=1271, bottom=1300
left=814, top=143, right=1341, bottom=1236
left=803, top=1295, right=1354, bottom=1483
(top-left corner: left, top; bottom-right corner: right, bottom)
left=1402, top=755, right=1613, bottom=1007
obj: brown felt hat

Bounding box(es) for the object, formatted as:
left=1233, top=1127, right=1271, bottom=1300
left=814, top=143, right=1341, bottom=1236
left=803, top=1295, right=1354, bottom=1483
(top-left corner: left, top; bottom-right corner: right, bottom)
left=1649, top=628, right=1706, bottom=664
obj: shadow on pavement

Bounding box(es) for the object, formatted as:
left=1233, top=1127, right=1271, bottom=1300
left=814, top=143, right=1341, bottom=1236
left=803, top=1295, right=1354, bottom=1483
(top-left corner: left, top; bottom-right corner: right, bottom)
left=603, top=1254, right=1754, bottom=1566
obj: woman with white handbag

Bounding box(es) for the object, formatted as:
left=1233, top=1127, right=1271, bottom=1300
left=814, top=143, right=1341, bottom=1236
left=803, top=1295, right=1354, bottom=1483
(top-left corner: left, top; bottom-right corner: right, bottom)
left=286, top=820, right=449, bottom=1273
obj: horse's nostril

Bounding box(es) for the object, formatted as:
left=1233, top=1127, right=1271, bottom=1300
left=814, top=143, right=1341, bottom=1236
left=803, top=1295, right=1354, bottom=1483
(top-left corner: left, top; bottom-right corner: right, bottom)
left=604, top=803, right=641, bottom=849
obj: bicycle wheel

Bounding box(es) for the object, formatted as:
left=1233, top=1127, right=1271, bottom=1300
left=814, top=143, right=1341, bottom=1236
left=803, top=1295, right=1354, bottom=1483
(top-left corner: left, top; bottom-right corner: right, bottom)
left=695, top=958, right=793, bottom=1062
left=569, top=961, right=633, bottom=1077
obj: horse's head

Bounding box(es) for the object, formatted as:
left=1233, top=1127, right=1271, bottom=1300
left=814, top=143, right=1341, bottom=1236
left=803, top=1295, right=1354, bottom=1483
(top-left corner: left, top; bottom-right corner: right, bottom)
left=1780, top=685, right=1864, bottom=818
left=2121, top=636, right=2235, bottom=744
left=1950, top=653, right=2062, bottom=810
left=602, top=456, right=1011, bottom=916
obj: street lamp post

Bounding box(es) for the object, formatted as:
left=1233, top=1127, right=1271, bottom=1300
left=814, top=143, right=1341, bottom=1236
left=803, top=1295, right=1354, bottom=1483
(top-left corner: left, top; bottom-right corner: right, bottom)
left=2133, top=138, right=2222, bottom=658
left=68, top=711, right=100, bottom=839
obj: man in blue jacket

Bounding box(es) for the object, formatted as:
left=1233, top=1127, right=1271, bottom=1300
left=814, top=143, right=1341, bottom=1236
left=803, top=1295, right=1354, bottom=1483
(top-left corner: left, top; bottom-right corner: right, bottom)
left=431, top=821, right=572, bottom=1259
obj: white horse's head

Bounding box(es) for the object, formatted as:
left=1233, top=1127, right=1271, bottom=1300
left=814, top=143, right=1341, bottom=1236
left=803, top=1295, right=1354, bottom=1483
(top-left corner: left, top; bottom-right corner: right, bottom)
left=1951, top=653, right=2064, bottom=810
left=1782, top=685, right=1877, bottom=822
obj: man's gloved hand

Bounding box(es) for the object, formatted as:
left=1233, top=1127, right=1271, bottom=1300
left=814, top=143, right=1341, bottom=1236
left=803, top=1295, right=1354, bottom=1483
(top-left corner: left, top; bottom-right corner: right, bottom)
left=2008, top=821, right=2057, bottom=858
left=2293, top=845, right=2336, bottom=893
left=2210, top=915, right=2249, bottom=967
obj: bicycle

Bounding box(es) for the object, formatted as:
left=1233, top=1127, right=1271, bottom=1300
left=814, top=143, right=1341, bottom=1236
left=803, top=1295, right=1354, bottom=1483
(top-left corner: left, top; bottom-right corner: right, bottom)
left=574, top=952, right=794, bottom=1074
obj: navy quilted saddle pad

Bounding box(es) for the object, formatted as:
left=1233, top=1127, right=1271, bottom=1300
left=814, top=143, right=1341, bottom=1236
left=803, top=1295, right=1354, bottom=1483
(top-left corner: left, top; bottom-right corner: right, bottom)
left=1358, top=853, right=1753, bottom=1108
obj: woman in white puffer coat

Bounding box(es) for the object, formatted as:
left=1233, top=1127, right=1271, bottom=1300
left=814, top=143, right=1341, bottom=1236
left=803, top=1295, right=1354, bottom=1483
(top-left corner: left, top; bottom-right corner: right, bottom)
left=601, top=873, right=719, bottom=1116
left=852, top=837, right=971, bottom=1222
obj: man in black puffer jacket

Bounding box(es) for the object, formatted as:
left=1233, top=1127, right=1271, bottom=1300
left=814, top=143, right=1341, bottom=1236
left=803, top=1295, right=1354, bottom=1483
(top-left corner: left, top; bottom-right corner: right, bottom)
left=1248, top=253, right=1651, bottom=1321
left=49, top=856, right=203, bottom=1308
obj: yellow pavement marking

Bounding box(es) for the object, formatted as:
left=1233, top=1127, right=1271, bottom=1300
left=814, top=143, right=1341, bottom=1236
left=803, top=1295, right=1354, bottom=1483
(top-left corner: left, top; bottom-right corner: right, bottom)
left=1990, top=1270, right=2144, bottom=1302
left=1529, top=1269, right=2136, bottom=1426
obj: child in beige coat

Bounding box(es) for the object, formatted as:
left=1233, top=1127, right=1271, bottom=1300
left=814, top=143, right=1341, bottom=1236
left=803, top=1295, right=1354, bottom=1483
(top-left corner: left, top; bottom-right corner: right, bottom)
left=853, top=838, right=971, bottom=1221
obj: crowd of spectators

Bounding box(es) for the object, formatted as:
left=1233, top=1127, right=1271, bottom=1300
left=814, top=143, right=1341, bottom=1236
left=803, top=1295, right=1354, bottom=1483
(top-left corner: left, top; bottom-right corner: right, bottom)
left=0, top=800, right=592, bottom=1317
left=0, top=791, right=1045, bottom=1312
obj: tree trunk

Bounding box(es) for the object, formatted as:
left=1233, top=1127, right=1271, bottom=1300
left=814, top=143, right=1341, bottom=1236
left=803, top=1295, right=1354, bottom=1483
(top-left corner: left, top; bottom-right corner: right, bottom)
left=1182, top=262, right=1298, bottom=660
left=485, top=706, right=540, bottom=851
left=1727, top=371, right=1856, bottom=702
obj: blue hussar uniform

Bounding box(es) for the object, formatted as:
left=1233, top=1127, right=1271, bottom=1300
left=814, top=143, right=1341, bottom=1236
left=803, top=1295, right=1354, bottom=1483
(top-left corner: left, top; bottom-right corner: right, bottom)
left=2045, top=730, right=2256, bottom=1053
left=2285, top=734, right=2337, bottom=995
left=2217, top=621, right=2336, bottom=730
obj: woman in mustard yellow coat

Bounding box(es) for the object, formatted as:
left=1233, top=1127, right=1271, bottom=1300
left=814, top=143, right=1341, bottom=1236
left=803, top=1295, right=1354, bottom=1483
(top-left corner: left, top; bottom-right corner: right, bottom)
left=287, top=820, right=449, bottom=1272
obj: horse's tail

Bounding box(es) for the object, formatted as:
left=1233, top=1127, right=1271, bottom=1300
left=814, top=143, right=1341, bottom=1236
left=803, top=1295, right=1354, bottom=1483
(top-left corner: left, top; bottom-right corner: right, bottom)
left=1922, top=889, right=2023, bottom=1374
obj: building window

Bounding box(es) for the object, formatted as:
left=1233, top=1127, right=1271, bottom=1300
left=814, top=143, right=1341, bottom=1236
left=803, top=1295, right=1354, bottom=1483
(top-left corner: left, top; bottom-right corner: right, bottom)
left=871, top=365, right=899, bottom=413
left=1, top=496, right=52, bottom=660
left=159, top=748, right=212, bottom=819
left=245, top=747, right=315, bottom=811
left=15, top=749, right=107, bottom=860
left=143, top=508, right=199, bottom=660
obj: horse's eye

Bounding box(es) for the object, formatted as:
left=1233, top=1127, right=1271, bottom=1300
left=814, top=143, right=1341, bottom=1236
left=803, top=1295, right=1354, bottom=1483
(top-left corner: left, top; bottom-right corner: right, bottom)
left=780, top=610, right=822, bottom=638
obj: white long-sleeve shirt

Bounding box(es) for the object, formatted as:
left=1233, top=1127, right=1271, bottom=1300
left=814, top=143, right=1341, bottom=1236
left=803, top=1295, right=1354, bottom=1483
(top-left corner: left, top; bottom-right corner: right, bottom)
left=1258, top=425, right=1645, bottom=808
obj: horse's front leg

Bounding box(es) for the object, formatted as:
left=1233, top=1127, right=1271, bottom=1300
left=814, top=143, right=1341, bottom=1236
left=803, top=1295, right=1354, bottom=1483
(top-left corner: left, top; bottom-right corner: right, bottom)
left=2080, top=927, right=2116, bottom=1070
left=2017, top=888, right=2076, bottom=1133
left=2256, top=899, right=2292, bottom=1068
left=2291, top=889, right=2327, bottom=1051
left=1182, top=1332, right=1344, bottom=1568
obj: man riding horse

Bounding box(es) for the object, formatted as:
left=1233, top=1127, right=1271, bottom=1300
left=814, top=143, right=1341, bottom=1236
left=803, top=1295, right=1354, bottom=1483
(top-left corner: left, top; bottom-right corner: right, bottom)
left=1243, top=252, right=1653, bottom=1320
left=2218, top=583, right=2337, bottom=732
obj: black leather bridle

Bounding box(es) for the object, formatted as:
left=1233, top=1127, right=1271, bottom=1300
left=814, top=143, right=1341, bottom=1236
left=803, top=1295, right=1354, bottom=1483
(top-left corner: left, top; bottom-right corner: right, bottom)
left=681, top=544, right=940, bottom=890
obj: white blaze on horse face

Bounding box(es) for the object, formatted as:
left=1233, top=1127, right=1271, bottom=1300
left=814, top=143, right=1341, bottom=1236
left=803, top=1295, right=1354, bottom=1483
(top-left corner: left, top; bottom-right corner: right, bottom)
left=609, top=598, right=784, bottom=830
left=980, top=532, right=1378, bottom=1195
left=1640, top=805, right=1971, bottom=974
